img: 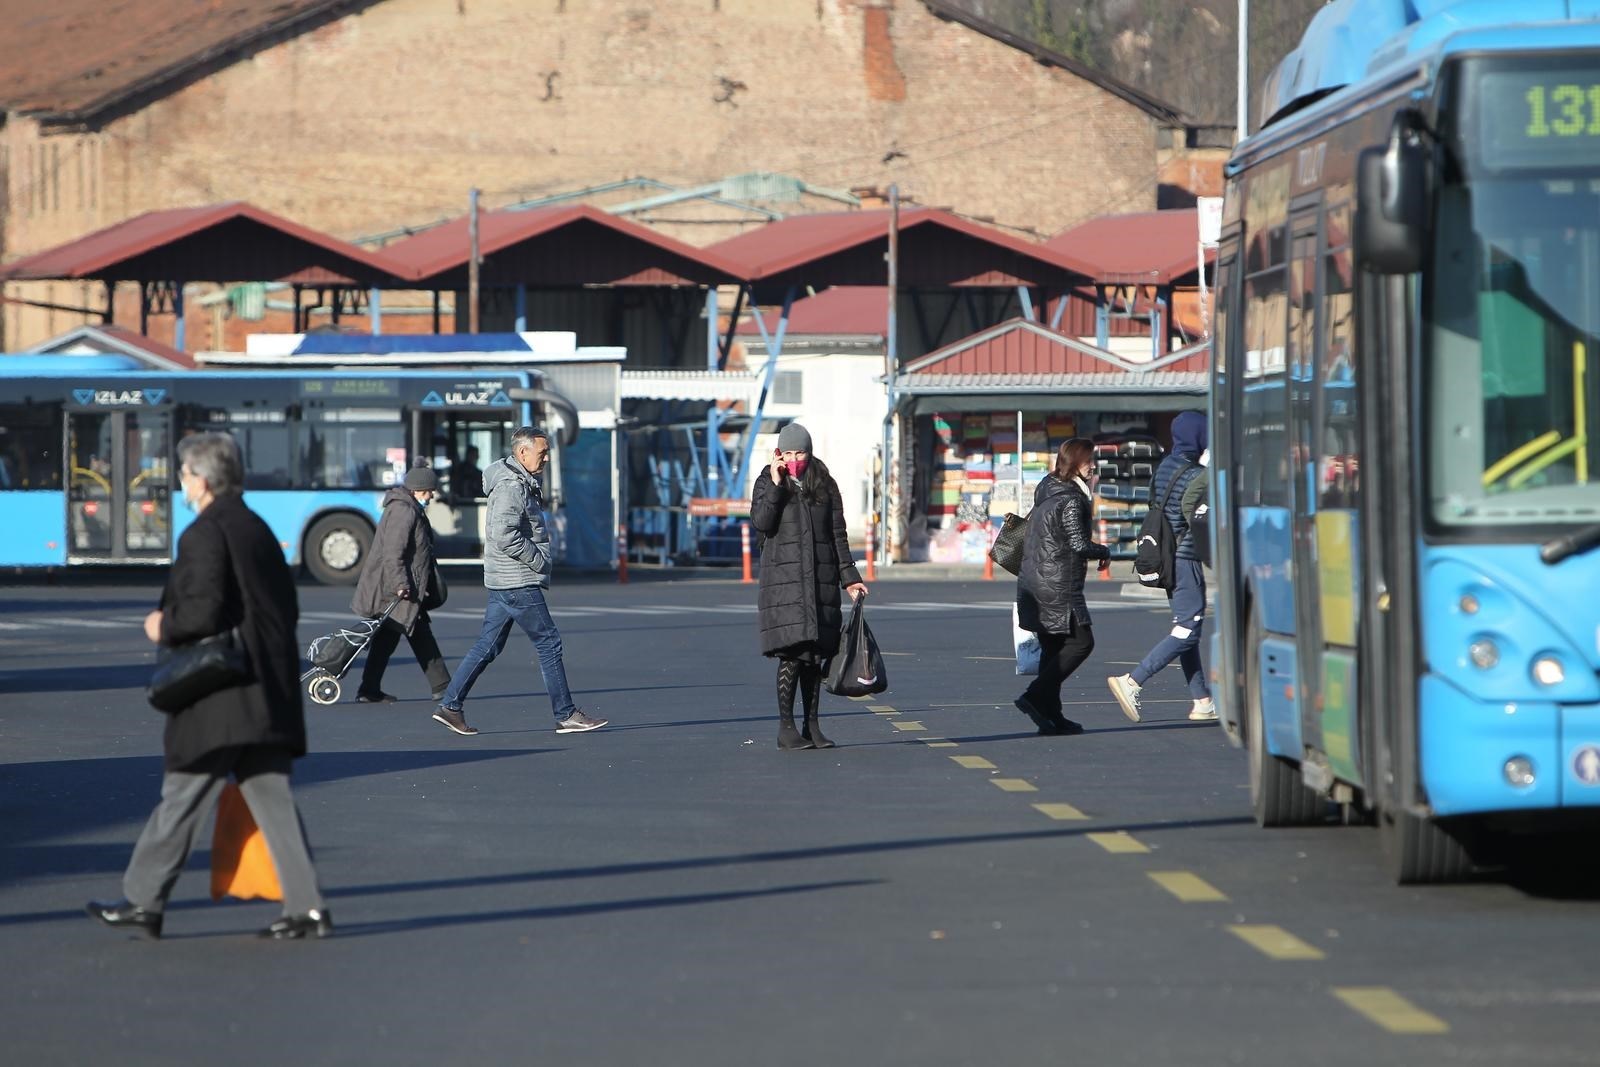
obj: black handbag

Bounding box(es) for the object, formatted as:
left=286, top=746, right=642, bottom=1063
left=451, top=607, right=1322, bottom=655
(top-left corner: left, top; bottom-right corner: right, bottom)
left=421, top=564, right=448, bottom=610
left=825, top=597, right=888, bottom=698
left=988, top=512, right=1028, bottom=576
left=147, top=628, right=251, bottom=714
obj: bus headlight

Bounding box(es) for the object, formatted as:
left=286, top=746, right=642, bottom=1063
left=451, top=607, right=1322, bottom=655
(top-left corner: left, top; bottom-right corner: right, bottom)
left=1532, top=656, right=1566, bottom=686
left=1468, top=639, right=1500, bottom=670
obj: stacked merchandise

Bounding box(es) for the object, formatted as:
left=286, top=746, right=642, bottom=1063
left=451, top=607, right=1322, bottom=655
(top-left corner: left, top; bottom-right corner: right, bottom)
left=1092, top=435, right=1162, bottom=558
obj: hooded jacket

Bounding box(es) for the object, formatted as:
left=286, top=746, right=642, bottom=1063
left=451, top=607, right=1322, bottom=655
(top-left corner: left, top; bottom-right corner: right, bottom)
left=482, top=456, right=553, bottom=590
left=1151, top=411, right=1208, bottom=561
left=1017, top=474, right=1109, bottom=635
left=351, top=486, right=439, bottom=633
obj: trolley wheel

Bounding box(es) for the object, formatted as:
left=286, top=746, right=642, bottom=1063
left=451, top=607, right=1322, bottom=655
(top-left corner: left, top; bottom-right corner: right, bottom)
left=304, top=513, right=373, bottom=585
left=309, top=676, right=342, bottom=705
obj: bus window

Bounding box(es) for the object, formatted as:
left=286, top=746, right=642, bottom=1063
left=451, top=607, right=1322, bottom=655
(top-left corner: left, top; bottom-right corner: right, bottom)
left=1242, top=265, right=1289, bottom=508
left=0, top=401, right=62, bottom=489
left=1320, top=221, right=1357, bottom=510
left=420, top=414, right=514, bottom=503
left=300, top=412, right=405, bottom=489
left=68, top=413, right=115, bottom=553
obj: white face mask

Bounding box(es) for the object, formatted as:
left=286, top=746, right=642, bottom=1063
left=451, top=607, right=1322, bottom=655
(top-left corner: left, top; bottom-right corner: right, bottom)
left=1199, top=448, right=1211, bottom=468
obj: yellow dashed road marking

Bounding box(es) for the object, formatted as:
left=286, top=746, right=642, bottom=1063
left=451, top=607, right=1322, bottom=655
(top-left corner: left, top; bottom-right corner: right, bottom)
left=990, top=778, right=1038, bottom=793
left=950, top=755, right=996, bottom=770
left=1331, top=988, right=1448, bottom=1035
left=1086, top=832, right=1150, bottom=853
left=1031, top=803, right=1088, bottom=821
left=891, top=721, right=926, bottom=732
left=1227, top=924, right=1325, bottom=961
left=867, top=704, right=898, bottom=715
left=848, top=695, right=873, bottom=702
left=917, top=737, right=959, bottom=748
left=1147, top=871, right=1228, bottom=902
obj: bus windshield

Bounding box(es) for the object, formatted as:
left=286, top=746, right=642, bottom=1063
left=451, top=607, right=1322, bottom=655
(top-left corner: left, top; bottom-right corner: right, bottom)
left=1426, top=173, right=1600, bottom=528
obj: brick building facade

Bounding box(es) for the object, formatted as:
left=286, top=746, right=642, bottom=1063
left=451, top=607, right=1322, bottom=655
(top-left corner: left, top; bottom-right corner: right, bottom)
left=1, top=0, right=1208, bottom=352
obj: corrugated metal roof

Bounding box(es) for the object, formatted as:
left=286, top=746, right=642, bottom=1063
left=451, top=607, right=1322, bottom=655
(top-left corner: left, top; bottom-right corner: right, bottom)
left=0, top=201, right=406, bottom=285
left=902, top=318, right=1210, bottom=377
left=707, top=208, right=1097, bottom=291
left=896, top=371, right=1207, bottom=394
left=380, top=204, right=743, bottom=288
left=0, top=0, right=373, bottom=121
left=25, top=322, right=196, bottom=369
left=736, top=286, right=886, bottom=337
left=1047, top=209, right=1215, bottom=286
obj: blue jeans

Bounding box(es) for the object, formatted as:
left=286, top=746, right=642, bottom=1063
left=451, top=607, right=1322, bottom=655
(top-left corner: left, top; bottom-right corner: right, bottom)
left=1132, top=558, right=1211, bottom=700
left=438, top=585, right=576, bottom=720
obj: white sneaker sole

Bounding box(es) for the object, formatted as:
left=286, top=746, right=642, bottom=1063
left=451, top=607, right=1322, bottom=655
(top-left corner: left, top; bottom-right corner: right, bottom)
left=556, top=720, right=607, bottom=734
left=1188, top=710, right=1218, bottom=722
left=1108, top=678, right=1141, bottom=723
left=432, top=713, right=477, bottom=736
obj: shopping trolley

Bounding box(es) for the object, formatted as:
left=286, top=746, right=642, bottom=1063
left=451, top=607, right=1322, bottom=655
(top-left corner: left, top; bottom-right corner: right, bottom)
left=300, top=597, right=402, bottom=706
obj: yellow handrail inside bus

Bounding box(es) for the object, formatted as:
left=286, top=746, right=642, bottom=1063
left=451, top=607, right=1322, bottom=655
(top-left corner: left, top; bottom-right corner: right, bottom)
left=1508, top=437, right=1583, bottom=489
left=70, top=466, right=112, bottom=494
left=1576, top=340, right=1588, bottom=485
left=1483, top=430, right=1560, bottom=487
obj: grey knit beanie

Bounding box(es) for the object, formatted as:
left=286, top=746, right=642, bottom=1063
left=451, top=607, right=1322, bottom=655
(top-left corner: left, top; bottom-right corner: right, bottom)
left=777, top=422, right=812, bottom=453
left=403, top=463, right=439, bottom=491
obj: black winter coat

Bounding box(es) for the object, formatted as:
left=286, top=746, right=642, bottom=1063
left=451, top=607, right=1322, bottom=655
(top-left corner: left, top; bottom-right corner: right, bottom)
left=1017, top=475, right=1108, bottom=635
left=351, top=487, right=439, bottom=634
left=157, top=494, right=305, bottom=771
left=750, top=457, right=863, bottom=656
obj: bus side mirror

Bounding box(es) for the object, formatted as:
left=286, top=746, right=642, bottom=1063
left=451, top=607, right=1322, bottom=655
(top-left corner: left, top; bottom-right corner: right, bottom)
left=1356, top=116, right=1428, bottom=274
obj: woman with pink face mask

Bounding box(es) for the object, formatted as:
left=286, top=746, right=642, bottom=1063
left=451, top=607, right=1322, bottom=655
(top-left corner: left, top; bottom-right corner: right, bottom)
left=749, top=421, right=868, bottom=750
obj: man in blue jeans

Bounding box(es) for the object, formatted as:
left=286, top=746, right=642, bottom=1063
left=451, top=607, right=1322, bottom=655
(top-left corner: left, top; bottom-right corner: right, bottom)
left=1107, top=410, right=1217, bottom=724
left=432, top=426, right=607, bottom=737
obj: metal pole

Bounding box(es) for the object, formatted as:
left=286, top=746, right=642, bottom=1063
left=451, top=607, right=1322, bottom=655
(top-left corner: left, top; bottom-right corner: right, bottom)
left=1237, top=0, right=1250, bottom=143
left=468, top=187, right=481, bottom=334
left=879, top=184, right=899, bottom=569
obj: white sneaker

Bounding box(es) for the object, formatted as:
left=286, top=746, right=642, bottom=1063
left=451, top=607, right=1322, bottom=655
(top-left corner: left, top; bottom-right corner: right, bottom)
left=1107, top=674, right=1142, bottom=723
left=1188, top=698, right=1218, bottom=722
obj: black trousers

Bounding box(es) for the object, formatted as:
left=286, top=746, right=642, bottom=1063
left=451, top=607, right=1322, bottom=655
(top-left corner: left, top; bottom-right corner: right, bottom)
left=360, top=612, right=451, bottom=696
left=1022, top=625, right=1095, bottom=715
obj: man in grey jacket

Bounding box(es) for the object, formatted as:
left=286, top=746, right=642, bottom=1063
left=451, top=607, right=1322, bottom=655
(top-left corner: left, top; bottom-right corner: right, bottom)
left=432, top=427, right=607, bottom=737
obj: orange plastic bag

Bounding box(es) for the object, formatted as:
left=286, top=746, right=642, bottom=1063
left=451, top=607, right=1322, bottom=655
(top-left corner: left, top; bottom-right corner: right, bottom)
left=210, top=782, right=283, bottom=902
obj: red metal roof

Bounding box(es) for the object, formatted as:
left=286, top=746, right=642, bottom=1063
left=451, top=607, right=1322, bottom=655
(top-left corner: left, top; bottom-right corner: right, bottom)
left=902, top=318, right=1210, bottom=377
left=380, top=204, right=743, bottom=288
left=0, top=201, right=406, bottom=285
left=1047, top=209, right=1215, bottom=286
left=736, top=286, right=887, bottom=337
left=708, top=208, right=1097, bottom=291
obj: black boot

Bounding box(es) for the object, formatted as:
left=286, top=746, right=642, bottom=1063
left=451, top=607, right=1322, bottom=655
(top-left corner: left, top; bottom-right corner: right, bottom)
left=799, top=664, right=835, bottom=749
left=776, top=659, right=814, bottom=750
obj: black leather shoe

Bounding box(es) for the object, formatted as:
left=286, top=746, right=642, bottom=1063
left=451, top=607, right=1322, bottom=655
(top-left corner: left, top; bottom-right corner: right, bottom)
left=86, top=899, right=162, bottom=939
left=259, top=909, right=333, bottom=940
left=356, top=691, right=397, bottom=704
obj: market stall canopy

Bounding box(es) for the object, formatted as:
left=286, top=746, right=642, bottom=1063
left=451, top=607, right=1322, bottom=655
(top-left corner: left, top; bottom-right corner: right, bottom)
left=707, top=208, right=1098, bottom=298
left=0, top=201, right=407, bottom=286
left=378, top=203, right=745, bottom=290
left=1046, top=209, right=1214, bottom=287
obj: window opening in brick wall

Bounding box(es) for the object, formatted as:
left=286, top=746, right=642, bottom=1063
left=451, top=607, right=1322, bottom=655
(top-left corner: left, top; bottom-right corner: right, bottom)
left=773, top=371, right=804, bottom=405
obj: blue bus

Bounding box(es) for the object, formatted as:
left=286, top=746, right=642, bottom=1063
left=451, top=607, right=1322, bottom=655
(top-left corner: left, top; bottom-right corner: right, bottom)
left=1210, top=0, right=1600, bottom=881
left=0, top=359, right=575, bottom=583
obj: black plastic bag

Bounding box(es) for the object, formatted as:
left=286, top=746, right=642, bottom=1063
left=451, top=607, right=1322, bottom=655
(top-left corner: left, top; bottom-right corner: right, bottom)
left=825, top=597, right=888, bottom=697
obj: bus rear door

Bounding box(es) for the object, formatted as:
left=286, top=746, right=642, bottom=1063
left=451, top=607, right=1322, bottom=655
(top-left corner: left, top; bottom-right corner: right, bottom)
left=65, top=398, right=173, bottom=563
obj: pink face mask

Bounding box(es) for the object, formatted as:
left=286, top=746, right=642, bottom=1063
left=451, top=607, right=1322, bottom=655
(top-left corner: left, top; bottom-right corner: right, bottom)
left=785, top=458, right=809, bottom=478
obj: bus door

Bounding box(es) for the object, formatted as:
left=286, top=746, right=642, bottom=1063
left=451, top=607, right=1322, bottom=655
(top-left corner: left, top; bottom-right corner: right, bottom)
left=65, top=405, right=172, bottom=561
left=1287, top=210, right=1328, bottom=756
left=412, top=408, right=516, bottom=560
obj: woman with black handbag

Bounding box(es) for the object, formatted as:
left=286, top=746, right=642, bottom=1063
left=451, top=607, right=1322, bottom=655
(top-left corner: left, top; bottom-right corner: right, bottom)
left=1014, top=437, right=1111, bottom=736
left=350, top=462, right=451, bottom=703
left=88, top=432, right=329, bottom=940
left=751, top=423, right=868, bottom=750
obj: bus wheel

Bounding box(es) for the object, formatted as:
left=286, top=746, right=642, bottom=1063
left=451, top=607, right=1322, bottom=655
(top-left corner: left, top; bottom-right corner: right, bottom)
left=305, top=514, right=372, bottom=586
left=1246, top=612, right=1323, bottom=827
left=1379, top=808, right=1474, bottom=885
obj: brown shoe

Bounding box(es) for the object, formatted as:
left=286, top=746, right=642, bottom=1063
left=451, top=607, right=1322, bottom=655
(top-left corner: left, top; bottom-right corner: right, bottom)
left=556, top=709, right=608, bottom=734
left=432, top=708, right=478, bottom=735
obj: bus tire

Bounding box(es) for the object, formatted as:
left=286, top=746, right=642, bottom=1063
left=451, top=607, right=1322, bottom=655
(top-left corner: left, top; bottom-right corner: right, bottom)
left=1379, top=808, right=1474, bottom=885
left=1246, top=611, right=1323, bottom=827
left=304, top=513, right=373, bottom=586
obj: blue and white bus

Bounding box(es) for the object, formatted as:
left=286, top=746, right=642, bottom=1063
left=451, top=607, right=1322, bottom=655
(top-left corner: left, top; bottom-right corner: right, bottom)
left=1210, top=0, right=1600, bottom=881
left=0, top=359, right=575, bottom=583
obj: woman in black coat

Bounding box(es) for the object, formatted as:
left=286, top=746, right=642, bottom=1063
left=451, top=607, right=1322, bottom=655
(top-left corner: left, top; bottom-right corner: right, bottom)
left=87, top=432, right=329, bottom=940
left=750, top=422, right=867, bottom=750
left=1015, top=437, right=1110, bottom=736
left=350, top=463, right=450, bottom=702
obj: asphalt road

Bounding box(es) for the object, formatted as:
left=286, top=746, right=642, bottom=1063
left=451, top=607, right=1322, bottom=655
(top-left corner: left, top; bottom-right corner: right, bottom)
left=3, top=571, right=1600, bottom=1066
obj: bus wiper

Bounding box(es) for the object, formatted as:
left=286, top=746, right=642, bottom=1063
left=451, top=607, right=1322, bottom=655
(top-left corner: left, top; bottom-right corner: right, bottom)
left=1539, top=524, right=1600, bottom=564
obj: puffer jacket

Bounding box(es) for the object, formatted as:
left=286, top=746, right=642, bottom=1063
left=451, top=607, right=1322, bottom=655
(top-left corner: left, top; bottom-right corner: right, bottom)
left=351, top=486, right=438, bottom=634
left=750, top=457, right=863, bottom=656
left=1151, top=410, right=1207, bottom=560
left=1017, top=474, right=1108, bottom=635
left=482, top=456, right=552, bottom=590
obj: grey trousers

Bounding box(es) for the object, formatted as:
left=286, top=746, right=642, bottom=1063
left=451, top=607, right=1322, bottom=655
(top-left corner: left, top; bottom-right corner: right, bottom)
left=122, top=745, right=324, bottom=917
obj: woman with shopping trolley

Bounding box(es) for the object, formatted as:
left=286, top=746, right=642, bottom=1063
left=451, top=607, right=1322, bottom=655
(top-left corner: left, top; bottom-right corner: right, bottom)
left=349, top=462, right=451, bottom=703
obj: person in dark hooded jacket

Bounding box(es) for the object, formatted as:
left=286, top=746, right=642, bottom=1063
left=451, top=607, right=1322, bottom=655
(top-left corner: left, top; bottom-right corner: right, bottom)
left=1108, top=410, right=1216, bottom=723
left=1015, top=437, right=1111, bottom=735
left=750, top=422, right=867, bottom=750
left=350, top=462, right=451, bottom=703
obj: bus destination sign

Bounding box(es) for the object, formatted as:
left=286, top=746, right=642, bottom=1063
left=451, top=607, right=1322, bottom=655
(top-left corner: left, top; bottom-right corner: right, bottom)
left=1479, top=68, right=1600, bottom=167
